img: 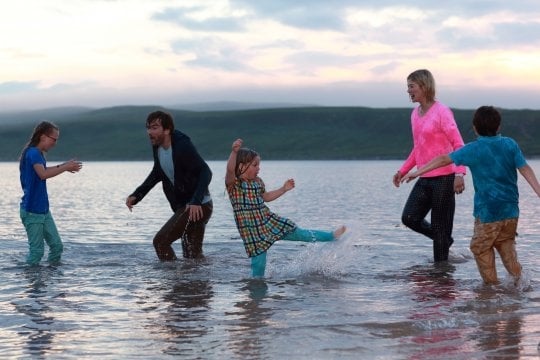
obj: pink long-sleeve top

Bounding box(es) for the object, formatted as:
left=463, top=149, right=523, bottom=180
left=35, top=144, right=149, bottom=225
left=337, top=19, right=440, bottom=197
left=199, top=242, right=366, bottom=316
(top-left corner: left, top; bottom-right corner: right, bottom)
left=399, top=101, right=466, bottom=177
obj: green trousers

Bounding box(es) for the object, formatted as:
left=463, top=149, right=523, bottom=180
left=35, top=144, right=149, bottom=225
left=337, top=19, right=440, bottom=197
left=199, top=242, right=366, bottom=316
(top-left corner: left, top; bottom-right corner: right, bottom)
left=251, top=227, right=334, bottom=277
left=20, top=208, right=63, bottom=266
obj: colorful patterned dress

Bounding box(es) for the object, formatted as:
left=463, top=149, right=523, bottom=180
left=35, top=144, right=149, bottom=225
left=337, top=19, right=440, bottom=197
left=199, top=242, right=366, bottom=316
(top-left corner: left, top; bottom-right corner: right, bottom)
left=227, top=177, right=296, bottom=257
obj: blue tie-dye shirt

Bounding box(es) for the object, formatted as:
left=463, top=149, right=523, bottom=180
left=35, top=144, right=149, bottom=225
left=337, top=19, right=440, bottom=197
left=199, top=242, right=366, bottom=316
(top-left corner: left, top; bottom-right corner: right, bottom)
left=449, top=135, right=527, bottom=223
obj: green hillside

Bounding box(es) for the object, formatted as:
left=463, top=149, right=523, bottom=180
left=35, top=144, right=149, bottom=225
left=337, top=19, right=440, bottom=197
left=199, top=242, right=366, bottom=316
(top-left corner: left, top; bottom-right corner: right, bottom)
left=1, top=106, right=540, bottom=161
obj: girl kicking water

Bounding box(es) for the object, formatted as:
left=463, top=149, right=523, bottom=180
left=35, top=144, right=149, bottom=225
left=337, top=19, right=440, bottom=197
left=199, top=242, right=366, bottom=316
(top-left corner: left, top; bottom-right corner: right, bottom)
left=225, top=138, right=346, bottom=277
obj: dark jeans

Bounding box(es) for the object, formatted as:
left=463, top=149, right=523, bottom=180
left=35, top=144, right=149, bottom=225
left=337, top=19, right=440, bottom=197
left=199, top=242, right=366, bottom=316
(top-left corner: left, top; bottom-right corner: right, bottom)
left=401, top=175, right=455, bottom=262
left=153, top=201, right=213, bottom=260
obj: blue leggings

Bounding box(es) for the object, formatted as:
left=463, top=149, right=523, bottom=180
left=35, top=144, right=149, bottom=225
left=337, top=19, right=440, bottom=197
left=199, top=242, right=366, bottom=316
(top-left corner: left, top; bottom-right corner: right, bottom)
left=250, top=227, right=335, bottom=277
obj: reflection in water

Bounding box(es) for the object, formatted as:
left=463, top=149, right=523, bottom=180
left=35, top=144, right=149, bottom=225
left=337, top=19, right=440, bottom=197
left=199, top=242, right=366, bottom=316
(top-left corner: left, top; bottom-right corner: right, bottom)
left=405, top=263, right=465, bottom=359
left=227, top=279, right=272, bottom=359
left=15, top=266, right=59, bottom=358
left=160, top=277, right=213, bottom=356
left=2, top=162, right=540, bottom=358
left=473, top=287, right=523, bottom=359
left=409, top=263, right=457, bottom=303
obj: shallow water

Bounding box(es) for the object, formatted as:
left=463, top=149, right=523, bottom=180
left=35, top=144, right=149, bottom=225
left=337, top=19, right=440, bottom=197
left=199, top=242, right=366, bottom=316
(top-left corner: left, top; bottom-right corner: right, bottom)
left=1, top=160, right=540, bottom=359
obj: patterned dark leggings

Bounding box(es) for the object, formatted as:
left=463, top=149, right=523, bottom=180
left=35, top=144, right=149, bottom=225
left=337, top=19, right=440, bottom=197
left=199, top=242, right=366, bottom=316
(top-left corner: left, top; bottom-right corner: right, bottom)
left=401, top=175, right=455, bottom=262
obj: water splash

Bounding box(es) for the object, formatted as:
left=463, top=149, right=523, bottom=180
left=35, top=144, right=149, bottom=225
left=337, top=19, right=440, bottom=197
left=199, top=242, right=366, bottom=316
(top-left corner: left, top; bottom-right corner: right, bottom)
left=501, top=269, right=532, bottom=292
left=448, top=248, right=473, bottom=263
left=269, top=231, right=360, bottom=278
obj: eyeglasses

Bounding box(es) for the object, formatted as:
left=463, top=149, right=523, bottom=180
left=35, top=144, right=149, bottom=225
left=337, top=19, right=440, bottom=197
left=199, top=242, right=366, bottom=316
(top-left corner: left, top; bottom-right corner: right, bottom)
left=46, top=134, right=58, bottom=143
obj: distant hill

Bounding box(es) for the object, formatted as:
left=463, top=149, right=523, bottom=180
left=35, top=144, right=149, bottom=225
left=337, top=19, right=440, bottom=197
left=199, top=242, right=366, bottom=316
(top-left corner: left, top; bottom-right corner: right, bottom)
left=170, top=101, right=317, bottom=112
left=1, top=105, right=540, bottom=161
left=0, top=107, right=94, bottom=126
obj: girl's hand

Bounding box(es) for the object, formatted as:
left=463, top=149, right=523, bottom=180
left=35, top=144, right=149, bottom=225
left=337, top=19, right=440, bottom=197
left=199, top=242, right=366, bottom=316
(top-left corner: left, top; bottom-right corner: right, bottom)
left=283, top=178, right=295, bottom=191
left=65, top=159, right=83, bottom=173
left=232, top=139, right=243, bottom=152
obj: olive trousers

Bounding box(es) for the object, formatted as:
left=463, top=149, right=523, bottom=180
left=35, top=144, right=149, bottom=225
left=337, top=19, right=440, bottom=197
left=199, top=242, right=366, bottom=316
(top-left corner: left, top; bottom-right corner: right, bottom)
left=470, top=217, right=521, bottom=284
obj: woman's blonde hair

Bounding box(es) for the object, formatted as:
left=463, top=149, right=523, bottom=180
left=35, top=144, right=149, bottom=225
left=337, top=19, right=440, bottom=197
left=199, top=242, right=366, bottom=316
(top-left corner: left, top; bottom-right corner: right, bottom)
left=407, top=69, right=436, bottom=102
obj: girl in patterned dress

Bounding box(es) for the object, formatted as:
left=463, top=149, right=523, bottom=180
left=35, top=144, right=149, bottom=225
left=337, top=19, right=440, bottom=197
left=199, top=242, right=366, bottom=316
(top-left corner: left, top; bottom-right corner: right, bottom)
left=225, top=138, right=346, bottom=277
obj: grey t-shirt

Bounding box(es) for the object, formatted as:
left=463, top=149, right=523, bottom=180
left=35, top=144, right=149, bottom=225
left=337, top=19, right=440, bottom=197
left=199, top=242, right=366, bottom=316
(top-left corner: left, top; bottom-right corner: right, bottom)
left=158, top=145, right=212, bottom=204
left=158, top=146, right=174, bottom=184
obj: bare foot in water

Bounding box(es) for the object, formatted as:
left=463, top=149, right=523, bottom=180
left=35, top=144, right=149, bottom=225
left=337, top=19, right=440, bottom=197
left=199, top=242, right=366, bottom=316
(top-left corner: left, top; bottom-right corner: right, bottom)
left=333, top=225, right=346, bottom=239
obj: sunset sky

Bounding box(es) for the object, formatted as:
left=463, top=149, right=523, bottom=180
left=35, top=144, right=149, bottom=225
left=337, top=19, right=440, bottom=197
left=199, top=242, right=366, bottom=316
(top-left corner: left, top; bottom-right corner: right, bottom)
left=1, top=0, right=540, bottom=111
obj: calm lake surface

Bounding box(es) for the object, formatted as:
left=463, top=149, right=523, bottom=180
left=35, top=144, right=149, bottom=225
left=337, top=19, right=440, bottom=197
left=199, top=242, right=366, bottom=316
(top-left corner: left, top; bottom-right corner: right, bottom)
left=1, top=160, right=540, bottom=359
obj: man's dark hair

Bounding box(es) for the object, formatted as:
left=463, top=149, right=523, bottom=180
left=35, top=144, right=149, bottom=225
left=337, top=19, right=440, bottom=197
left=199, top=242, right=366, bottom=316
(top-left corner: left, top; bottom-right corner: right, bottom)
left=146, top=110, right=175, bottom=132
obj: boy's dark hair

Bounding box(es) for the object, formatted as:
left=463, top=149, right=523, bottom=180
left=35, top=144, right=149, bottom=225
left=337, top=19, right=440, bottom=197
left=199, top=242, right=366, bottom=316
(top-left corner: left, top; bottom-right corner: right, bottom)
left=473, top=106, right=501, bottom=136
left=146, top=110, right=175, bottom=132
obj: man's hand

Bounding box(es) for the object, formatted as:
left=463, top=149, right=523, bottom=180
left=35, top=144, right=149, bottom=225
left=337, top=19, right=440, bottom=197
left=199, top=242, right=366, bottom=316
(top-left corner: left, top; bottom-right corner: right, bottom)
left=188, top=204, right=203, bottom=221
left=126, top=196, right=137, bottom=212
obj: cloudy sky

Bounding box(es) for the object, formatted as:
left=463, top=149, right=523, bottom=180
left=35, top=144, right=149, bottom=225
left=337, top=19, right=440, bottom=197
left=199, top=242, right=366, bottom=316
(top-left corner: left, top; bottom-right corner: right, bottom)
left=1, top=0, right=540, bottom=111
